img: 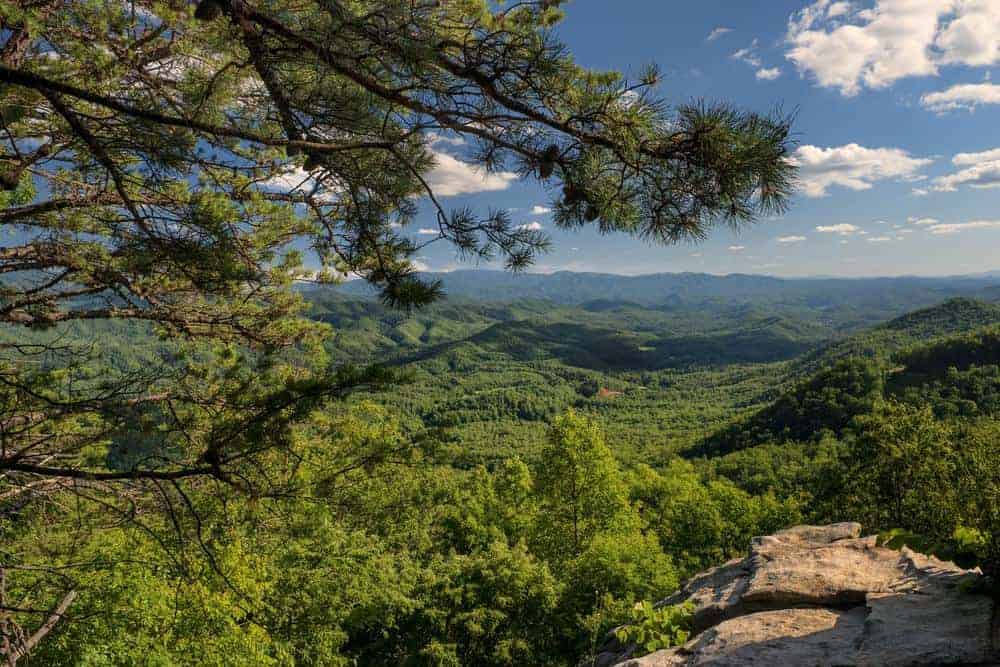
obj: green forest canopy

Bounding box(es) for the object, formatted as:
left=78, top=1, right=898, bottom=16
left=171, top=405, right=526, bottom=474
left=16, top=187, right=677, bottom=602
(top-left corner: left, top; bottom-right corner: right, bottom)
left=0, top=0, right=798, bottom=663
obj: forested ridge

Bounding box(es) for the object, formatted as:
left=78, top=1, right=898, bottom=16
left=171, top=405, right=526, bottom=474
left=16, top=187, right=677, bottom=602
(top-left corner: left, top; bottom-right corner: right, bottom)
left=7, top=274, right=1000, bottom=664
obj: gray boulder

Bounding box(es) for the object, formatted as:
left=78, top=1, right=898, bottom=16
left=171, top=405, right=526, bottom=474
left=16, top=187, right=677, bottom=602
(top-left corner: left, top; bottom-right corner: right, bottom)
left=598, top=523, right=995, bottom=667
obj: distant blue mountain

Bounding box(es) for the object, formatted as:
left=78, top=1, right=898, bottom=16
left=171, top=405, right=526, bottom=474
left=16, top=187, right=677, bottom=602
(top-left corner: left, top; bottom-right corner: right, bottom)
left=331, top=269, right=1000, bottom=314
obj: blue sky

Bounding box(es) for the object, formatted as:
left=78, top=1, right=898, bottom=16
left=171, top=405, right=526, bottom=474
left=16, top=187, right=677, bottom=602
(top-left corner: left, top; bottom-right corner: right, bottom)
left=409, top=0, right=1000, bottom=278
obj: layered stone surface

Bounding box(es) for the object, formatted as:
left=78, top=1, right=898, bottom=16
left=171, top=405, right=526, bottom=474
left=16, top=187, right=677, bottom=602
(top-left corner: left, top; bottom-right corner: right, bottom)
left=598, top=523, right=996, bottom=667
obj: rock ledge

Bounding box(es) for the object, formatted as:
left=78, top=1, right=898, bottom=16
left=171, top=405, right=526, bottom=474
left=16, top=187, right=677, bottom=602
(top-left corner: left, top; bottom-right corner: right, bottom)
left=598, top=523, right=996, bottom=667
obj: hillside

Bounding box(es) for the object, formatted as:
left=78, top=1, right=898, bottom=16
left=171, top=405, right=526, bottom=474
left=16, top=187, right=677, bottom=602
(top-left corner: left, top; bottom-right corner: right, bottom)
left=694, top=299, right=1000, bottom=457
left=306, top=286, right=1000, bottom=468
left=794, top=297, right=1000, bottom=372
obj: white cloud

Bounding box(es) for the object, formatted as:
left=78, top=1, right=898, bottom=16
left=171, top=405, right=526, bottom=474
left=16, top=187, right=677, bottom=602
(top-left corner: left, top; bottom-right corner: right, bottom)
left=261, top=166, right=314, bottom=192
left=425, top=151, right=518, bottom=197
left=517, top=221, right=543, bottom=231
left=728, top=245, right=746, bottom=251
left=786, top=1, right=1000, bottom=97
left=911, top=187, right=929, bottom=196
left=707, top=27, right=733, bottom=41
left=907, top=216, right=939, bottom=225
left=929, top=148, right=1000, bottom=192
left=416, top=228, right=439, bottom=235
left=921, top=83, right=1000, bottom=112
left=816, top=223, right=861, bottom=234
left=933, top=162, right=1000, bottom=191
left=953, top=147, right=1000, bottom=165
left=263, top=143, right=517, bottom=201
left=756, top=67, right=783, bottom=80
left=732, top=39, right=763, bottom=68
left=867, top=235, right=893, bottom=242
left=926, top=220, right=1000, bottom=234
left=530, top=205, right=552, bottom=215
left=920, top=148, right=1000, bottom=192
left=790, top=143, right=932, bottom=197
left=777, top=235, right=807, bottom=243
left=259, top=166, right=343, bottom=203
left=827, top=1, right=852, bottom=18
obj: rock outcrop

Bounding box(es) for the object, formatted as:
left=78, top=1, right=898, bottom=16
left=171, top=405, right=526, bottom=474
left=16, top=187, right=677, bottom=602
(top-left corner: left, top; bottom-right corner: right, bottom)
left=597, top=523, right=996, bottom=667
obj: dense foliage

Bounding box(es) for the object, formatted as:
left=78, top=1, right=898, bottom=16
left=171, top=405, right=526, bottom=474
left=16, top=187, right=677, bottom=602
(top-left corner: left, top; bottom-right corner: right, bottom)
left=7, top=281, right=1000, bottom=664
left=3, top=0, right=1000, bottom=664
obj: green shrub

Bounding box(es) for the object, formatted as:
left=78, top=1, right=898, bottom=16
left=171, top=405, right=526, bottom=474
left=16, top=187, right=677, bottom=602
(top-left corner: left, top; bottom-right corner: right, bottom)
left=614, top=601, right=694, bottom=656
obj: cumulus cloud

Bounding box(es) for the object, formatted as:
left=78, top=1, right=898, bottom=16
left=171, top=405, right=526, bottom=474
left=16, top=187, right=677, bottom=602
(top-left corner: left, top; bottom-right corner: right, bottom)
left=907, top=216, right=939, bottom=225
left=259, top=166, right=342, bottom=203
left=927, top=148, right=1000, bottom=192
left=816, top=223, right=861, bottom=234
left=867, top=235, right=893, bottom=242
left=728, top=245, right=746, bottom=251
left=707, top=27, right=733, bottom=41
left=786, top=1, right=1000, bottom=97
left=424, top=151, right=518, bottom=197
left=261, top=166, right=314, bottom=192
left=933, top=162, right=1000, bottom=191
left=756, top=67, right=783, bottom=80
left=530, top=205, right=552, bottom=215
left=262, top=137, right=517, bottom=201
left=777, top=235, right=807, bottom=243
left=790, top=143, right=933, bottom=197
left=954, top=147, right=1000, bottom=165
left=517, top=221, right=543, bottom=231
left=921, top=83, right=1000, bottom=112
left=926, top=220, right=1000, bottom=234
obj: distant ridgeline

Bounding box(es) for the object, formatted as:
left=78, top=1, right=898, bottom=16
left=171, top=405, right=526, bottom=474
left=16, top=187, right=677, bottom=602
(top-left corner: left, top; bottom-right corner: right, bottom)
left=331, top=268, right=1000, bottom=316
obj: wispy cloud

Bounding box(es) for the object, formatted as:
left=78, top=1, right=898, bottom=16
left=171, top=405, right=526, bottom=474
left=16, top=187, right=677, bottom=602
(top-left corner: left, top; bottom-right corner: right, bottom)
left=926, top=220, right=1000, bottom=235
left=732, top=39, right=762, bottom=68
left=707, top=26, right=733, bottom=41
left=816, top=223, right=860, bottom=235
left=777, top=235, right=807, bottom=244
left=921, top=83, right=1000, bottom=112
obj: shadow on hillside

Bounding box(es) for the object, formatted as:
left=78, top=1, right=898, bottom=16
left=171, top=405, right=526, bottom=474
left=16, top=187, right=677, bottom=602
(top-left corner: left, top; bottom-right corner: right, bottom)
left=393, top=320, right=817, bottom=372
